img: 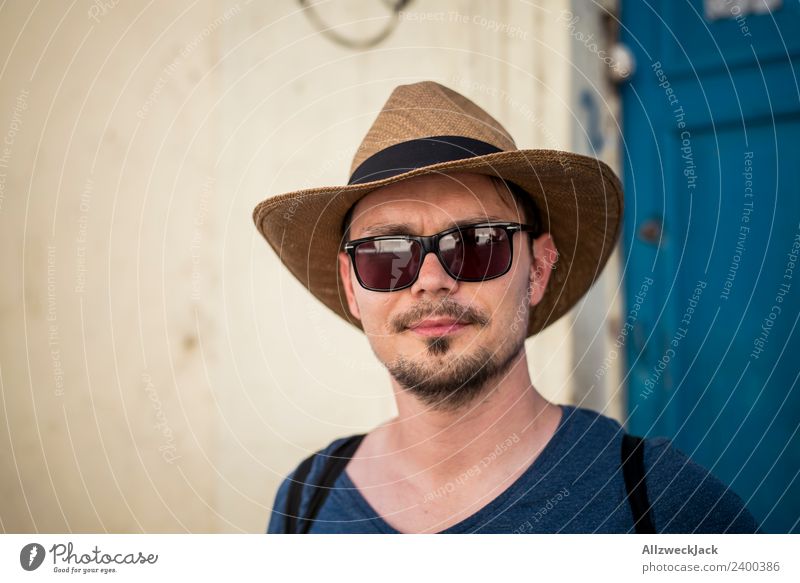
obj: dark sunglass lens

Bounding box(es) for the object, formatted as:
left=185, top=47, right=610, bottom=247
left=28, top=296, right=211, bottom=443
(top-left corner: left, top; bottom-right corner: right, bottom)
left=354, top=239, right=421, bottom=290
left=440, top=226, right=511, bottom=280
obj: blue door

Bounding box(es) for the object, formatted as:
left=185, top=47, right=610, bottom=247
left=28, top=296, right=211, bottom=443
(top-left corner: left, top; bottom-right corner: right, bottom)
left=620, top=0, right=800, bottom=533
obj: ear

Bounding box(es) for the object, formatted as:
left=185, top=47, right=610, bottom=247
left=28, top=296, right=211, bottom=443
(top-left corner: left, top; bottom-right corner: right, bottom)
left=528, top=232, right=558, bottom=306
left=338, top=251, right=361, bottom=321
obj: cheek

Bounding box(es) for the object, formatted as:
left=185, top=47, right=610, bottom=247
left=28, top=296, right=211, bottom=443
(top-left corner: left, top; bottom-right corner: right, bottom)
left=480, top=273, right=530, bottom=327
left=353, top=289, right=396, bottom=333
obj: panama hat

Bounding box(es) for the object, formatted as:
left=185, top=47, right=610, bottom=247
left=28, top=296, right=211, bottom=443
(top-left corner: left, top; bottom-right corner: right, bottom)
left=252, top=80, right=623, bottom=337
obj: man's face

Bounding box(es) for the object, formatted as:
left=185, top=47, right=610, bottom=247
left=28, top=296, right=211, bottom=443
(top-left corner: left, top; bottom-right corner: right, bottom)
left=338, top=172, right=556, bottom=413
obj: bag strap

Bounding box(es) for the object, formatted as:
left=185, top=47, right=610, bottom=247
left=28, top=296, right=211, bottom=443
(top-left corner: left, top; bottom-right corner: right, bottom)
left=621, top=433, right=657, bottom=533
left=284, top=452, right=315, bottom=534
left=284, top=433, right=367, bottom=534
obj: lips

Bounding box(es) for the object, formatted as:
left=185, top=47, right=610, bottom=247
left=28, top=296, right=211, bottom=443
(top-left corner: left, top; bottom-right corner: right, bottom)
left=407, top=317, right=470, bottom=337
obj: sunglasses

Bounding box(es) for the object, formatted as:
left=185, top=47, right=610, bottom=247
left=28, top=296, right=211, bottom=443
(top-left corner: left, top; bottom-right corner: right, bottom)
left=343, top=222, right=538, bottom=292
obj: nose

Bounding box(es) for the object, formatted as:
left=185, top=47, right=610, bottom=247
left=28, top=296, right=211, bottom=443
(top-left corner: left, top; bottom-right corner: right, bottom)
left=409, top=248, right=459, bottom=295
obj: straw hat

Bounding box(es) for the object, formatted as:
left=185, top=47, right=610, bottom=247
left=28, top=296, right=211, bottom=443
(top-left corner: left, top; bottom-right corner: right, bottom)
left=252, top=80, right=623, bottom=337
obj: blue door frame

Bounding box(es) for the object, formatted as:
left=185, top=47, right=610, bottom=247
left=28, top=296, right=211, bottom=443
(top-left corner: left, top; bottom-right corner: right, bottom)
left=620, top=0, right=800, bottom=533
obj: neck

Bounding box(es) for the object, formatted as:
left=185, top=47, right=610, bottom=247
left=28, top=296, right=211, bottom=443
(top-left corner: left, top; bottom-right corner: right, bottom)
left=380, top=349, right=561, bottom=479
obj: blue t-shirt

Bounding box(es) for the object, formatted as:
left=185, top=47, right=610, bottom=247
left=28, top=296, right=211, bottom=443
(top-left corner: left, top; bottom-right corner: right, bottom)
left=267, top=404, right=760, bottom=533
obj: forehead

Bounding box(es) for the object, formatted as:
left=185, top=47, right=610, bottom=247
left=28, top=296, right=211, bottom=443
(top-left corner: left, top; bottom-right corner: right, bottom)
left=348, top=172, right=515, bottom=236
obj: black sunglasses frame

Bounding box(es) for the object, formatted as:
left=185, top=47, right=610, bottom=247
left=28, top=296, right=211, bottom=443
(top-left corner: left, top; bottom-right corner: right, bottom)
left=343, top=221, right=539, bottom=292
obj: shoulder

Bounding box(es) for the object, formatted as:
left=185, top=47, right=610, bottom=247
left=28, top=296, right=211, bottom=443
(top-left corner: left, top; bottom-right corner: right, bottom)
left=642, top=436, right=761, bottom=533
left=559, top=406, right=760, bottom=533
left=266, top=434, right=363, bottom=534
left=559, top=404, right=627, bottom=453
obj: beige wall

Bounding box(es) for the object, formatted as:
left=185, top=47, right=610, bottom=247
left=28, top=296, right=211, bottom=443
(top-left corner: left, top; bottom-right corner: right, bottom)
left=0, top=0, right=622, bottom=533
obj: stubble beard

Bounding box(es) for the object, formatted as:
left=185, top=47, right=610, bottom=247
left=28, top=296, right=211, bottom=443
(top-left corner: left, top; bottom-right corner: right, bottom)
left=386, top=325, right=527, bottom=414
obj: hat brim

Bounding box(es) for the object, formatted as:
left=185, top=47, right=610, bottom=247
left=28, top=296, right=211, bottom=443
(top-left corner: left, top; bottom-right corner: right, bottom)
left=252, top=149, right=623, bottom=338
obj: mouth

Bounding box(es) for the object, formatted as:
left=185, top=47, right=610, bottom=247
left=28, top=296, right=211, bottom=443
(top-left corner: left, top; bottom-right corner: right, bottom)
left=407, top=318, right=471, bottom=337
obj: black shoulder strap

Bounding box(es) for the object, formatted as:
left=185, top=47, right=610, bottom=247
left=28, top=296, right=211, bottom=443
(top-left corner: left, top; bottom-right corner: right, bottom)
left=284, top=451, right=316, bottom=535
left=621, top=433, right=657, bottom=533
left=284, top=433, right=366, bottom=534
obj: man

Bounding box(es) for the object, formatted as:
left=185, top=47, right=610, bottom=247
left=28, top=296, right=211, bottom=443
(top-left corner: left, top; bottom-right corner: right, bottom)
left=253, top=80, right=759, bottom=533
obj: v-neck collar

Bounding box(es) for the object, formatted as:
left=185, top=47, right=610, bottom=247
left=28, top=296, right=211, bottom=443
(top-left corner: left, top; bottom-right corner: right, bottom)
left=337, top=403, right=574, bottom=533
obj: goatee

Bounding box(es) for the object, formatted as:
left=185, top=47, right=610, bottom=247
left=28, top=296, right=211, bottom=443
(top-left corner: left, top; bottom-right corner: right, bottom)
left=386, top=332, right=526, bottom=413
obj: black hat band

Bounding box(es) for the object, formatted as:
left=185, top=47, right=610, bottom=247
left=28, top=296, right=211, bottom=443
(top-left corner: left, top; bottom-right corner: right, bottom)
left=347, top=135, right=503, bottom=185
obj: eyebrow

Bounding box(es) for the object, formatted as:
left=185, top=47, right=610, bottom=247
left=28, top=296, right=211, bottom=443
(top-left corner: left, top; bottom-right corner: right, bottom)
left=357, top=215, right=509, bottom=238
